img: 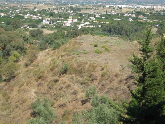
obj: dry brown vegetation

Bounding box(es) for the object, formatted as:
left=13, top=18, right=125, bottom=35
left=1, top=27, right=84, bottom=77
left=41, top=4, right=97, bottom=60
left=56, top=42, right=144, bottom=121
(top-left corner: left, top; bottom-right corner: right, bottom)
left=0, top=35, right=138, bottom=124
left=23, top=4, right=54, bottom=10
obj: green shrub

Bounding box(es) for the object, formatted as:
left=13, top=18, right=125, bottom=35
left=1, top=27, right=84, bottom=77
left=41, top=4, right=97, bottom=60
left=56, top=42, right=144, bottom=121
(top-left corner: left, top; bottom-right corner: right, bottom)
left=94, top=44, right=98, bottom=47
left=0, top=30, right=26, bottom=59
left=73, top=95, right=122, bottom=124
left=94, top=49, right=102, bottom=54
left=60, top=63, right=69, bottom=75
left=28, top=118, right=47, bottom=124
left=0, top=75, right=3, bottom=82
left=72, top=112, right=83, bottom=124
left=101, top=71, right=108, bottom=77
left=29, top=29, right=43, bottom=38
left=2, top=91, right=10, bottom=102
left=83, top=51, right=88, bottom=54
left=58, top=121, right=66, bottom=124
left=85, top=86, right=97, bottom=98
left=101, top=45, right=106, bottom=48
left=0, top=57, right=4, bottom=64
left=85, top=104, right=119, bottom=124
left=9, top=51, right=20, bottom=62
left=91, top=95, right=124, bottom=112
left=102, top=45, right=110, bottom=52
left=28, top=99, right=56, bottom=124
left=24, top=45, right=39, bottom=67
left=104, top=47, right=110, bottom=52
left=1, top=62, right=20, bottom=81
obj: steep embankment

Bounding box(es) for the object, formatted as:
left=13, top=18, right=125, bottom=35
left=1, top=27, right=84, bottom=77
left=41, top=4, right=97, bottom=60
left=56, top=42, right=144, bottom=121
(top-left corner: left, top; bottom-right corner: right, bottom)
left=0, top=35, right=138, bottom=123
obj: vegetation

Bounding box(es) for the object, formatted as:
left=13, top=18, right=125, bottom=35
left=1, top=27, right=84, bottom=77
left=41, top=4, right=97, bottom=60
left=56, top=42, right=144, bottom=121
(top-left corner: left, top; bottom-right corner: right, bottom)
left=0, top=62, right=20, bottom=81
left=102, top=21, right=148, bottom=40
left=1, top=2, right=165, bottom=124
left=28, top=99, right=56, bottom=124
left=0, top=28, right=26, bottom=59
left=73, top=95, right=123, bottom=124
left=125, top=28, right=165, bottom=123
left=85, top=86, right=97, bottom=98
left=59, top=63, right=69, bottom=75
left=0, top=27, right=26, bottom=81
left=94, top=44, right=98, bottom=47
left=29, top=29, right=43, bottom=38
left=94, top=49, right=102, bottom=54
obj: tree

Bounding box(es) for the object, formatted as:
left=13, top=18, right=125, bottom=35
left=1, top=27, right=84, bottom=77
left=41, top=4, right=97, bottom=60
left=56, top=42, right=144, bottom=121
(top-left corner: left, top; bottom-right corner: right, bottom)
left=126, top=27, right=165, bottom=123
left=29, top=29, right=43, bottom=38
left=157, top=24, right=165, bottom=36
left=0, top=62, right=20, bottom=81
left=9, top=51, right=20, bottom=62
left=11, top=19, right=21, bottom=29
left=0, top=30, right=25, bottom=59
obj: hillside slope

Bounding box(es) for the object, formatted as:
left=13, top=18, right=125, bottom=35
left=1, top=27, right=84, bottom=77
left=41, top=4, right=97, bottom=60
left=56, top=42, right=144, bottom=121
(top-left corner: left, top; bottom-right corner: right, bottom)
left=0, top=35, right=138, bottom=124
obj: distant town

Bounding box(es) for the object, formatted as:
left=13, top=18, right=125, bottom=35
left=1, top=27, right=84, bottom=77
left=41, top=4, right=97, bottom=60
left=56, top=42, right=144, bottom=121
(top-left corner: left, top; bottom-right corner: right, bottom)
left=0, top=1, right=165, bottom=30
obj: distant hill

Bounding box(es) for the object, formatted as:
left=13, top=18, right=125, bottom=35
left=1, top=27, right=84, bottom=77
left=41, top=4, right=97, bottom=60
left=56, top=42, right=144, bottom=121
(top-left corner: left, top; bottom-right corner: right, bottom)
left=126, top=0, right=165, bottom=4
left=2, top=0, right=165, bottom=4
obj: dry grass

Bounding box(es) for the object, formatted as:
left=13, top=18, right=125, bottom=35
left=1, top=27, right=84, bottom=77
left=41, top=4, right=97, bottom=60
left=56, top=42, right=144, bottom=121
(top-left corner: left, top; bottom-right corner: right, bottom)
left=23, top=4, right=54, bottom=10
left=0, top=35, right=138, bottom=123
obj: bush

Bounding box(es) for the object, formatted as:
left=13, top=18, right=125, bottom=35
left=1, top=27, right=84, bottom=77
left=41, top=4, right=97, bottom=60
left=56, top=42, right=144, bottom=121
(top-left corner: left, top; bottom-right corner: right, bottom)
left=24, top=45, right=39, bottom=67
left=94, top=44, right=98, bottom=47
left=59, top=63, right=69, bottom=75
left=73, top=95, right=121, bottom=124
left=85, top=104, right=119, bottom=124
left=102, top=45, right=110, bottom=52
left=29, top=29, right=43, bottom=38
left=0, top=57, right=4, bottom=64
left=29, top=99, right=56, bottom=124
left=0, top=30, right=26, bottom=59
left=85, top=86, right=97, bottom=98
left=0, top=62, right=20, bottom=81
left=9, top=51, right=20, bottom=62
left=28, top=117, right=47, bottom=124
left=94, top=49, right=102, bottom=54
left=104, top=47, right=110, bottom=52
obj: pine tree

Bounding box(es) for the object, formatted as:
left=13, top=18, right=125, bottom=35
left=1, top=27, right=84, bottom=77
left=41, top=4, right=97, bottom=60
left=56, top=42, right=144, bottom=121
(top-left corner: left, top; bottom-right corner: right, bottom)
left=126, top=28, right=165, bottom=123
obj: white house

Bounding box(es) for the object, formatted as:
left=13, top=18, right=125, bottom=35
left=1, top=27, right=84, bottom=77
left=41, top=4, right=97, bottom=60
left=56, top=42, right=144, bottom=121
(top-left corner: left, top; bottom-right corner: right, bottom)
left=43, top=18, right=51, bottom=24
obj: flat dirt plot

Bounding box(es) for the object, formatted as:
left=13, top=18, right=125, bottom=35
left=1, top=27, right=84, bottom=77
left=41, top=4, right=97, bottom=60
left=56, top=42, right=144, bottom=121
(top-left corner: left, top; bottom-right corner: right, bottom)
left=121, top=8, right=134, bottom=13
left=23, top=4, right=54, bottom=9
left=72, top=35, right=138, bottom=73
left=42, top=29, right=55, bottom=34
left=29, top=28, right=55, bottom=34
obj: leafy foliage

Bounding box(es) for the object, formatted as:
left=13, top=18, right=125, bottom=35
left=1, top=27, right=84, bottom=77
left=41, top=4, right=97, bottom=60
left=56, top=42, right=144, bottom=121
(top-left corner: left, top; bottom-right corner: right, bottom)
left=24, top=45, right=39, bottom=67
left=0, top=62, right=20, bottom=81
left=29, top=99, right=56, bottom=124
left=85, top=86, right=97, bottom=98
left=9, top=51, right=20, bottom=62
left=102, top=21, right=147, bottom=40
left=73, top=95, right=123, bottom=124
left=157, top=24, right=165, bottom=36
left=95, top=49, right=102, bottom=54
left=126, top=27, right=165, bottom=123
left=0, top=28, right=26, bottom=59
left=29, top=29, right=43, bottom=38
left=85, top=104, right=119, bottom=124
left=11, top=19, right=21, bottom=29
left=59, top=63, right=69, bottom=75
